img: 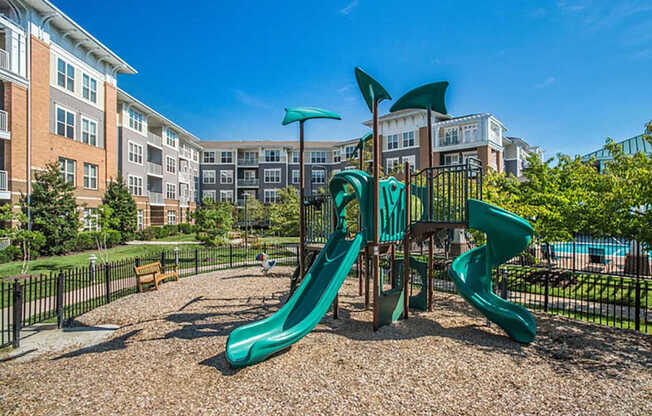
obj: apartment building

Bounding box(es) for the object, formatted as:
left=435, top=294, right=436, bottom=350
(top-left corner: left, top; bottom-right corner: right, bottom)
left=503, top=137, right=544, bottom=178
left=117, top=90, right=201, bottom=229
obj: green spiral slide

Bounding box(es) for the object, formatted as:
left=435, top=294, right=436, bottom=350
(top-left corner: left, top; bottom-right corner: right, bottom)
left=448, top=199, right=537, bottom=343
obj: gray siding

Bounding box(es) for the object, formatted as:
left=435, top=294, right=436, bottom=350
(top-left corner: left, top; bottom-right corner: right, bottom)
left=50, top=87, right=105, bottom=148
left=118, top=126, right=148, bottom=182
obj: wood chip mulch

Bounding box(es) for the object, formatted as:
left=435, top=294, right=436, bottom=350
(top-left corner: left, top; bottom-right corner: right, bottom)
left=1, top=266, right=650, bottom=415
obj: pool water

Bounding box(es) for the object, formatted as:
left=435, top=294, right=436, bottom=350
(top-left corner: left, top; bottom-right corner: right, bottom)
left=552, top=242, right=647, bottom=257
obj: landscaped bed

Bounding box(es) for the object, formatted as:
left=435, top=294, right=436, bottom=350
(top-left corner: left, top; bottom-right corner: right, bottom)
left=1, top=266, right=650, bottom=415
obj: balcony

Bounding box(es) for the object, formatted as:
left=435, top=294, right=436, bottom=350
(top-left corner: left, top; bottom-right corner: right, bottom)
left=179, top=170, right=192, bottom=183
left=238, top=178, right=259, bottom=187
left=147, top=162, right=163, bottom=176
left=0, top=109, right=8, bottom=140
left=148, top=191, right=164, bottom=206
left=0, top=170, right=8, bottom=200
left=238, top=158, right=258, bottom=167
left=147, top=132, right=163, bottom=148
left=0, top=49, right=7, bottom=71
left=179, top=147, right=192, bottom=160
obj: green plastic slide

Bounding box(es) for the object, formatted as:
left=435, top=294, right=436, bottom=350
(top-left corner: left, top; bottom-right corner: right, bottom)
left=226, top=230, right=364, bottom=367
left=448, top=199, right=537, bottom=343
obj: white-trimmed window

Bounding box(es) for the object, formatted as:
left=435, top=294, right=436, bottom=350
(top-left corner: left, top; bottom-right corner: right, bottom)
left=264, top=168, right=281, bottom=183
left=444, top=153, right=459, bottom=165
left=128, top=108, right=144, bottom=133
left=59, top=157, right=75, bottom=185
left=128, top=142, right=143, bottom=165
left=345, top=146, right=356, bottom=159
left=242, top=151, right=257, bottom=164
left=166, top=128, right=178, bottom=148
left=387, top=134, right=399, bottom=150
left=463, top=151, right=478, bottom=165
left=166, top=156, right=176, bottom=174
left=220, top=170, right=234, bottom=184
left=57, top=58, right=74, bottom=92
left=490, top=121, right=501, bottom=143
left=81, top=117, right=97, bottom=146
left=310, top=151, right=326, bottom=164
left=443, top=127, right=459, bottom=146
left=291, top=169, right=300, bottom=184
left=386, top=157, right=400, bottom=172
left=220, top=190, right=234, bottom=203
left=462, top=124, right=479, bottom=143
left=264, top=189, right=280, bottom=204
left=265, top=149, right=280, bottom=162
left=167, top=210, right=177, bottom=225
left=242, top=190, right=256, bottom=201
left=166, top=183, right=177, bottom=199
left=83, top=163, right=98, bottom=189
left=291, top=151, right=299, bottom=163
left=202, top=170, right=216, bottom=184
left=333, top=149, right=341, bottom=163
left=192, top=149, right=199, bottom=162
left=82, top=74, right=97, bottom=103
left=311, top=169, right=325, bottom=184
left=220, top=151, right=233, bottom=164
left=203, top=151, right=215, bottom=164
left=202, top=190, right=216, bottom=202
left=128, top=175, right=143, bottom=196
left=137, top=210, right=144, bottom=231
left=402, top=131, right=415, bottom=148
left=56, top=106, right=75, bottom=139
left=402, top=155, right=416, bottom=173
left=83, top=208, right=98, bottom=231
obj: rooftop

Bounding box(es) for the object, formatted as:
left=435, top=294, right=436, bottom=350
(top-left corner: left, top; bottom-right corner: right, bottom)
left=582, top=134, right=652, bottom=161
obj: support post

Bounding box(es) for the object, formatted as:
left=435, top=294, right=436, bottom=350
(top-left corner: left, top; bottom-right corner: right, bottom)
left=299, top=120, right=306, bottom=280
left=403, top=161, right=411, bottom=319
left=105, top=263, right=111, bottom=304
left=12, top=282, right=23, bottom=348
left=635, top=240, right=641, bottom=331
left=332, top=202, right=339, bottom=319
left=56, top=271, right=64, bottom=328
left=195, top=248, right=199, bottom=274
left=174, top=246, right=179, bottom=267
left=365, top=245, right=370, bottom=309
left=358, top=135, right=364, bottom=297
left=89, top=254, right=97, bottom=283
left=372, top=98, right=380, bottom=331
left=229, top=244, right=233, bottom=269
left=427, top=106, right=434, bottom=312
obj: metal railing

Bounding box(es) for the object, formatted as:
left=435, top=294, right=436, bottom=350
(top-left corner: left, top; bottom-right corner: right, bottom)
left=304, top=195, right=335, bottom=244
left=147, top=162, right=163, bottom=176
left=148, top=191, right=163, bottom=205
left=238, top=158, right=258, bottom=166
left=0, top=110, right=8, bottom=132
left=179, top=147, right=192, bottom=159
left=0, top=170, right=7, bottom=191
left=0, top=49, right=8, bottom=71
left=147, top=132, right=163, bottom=148
left=238, top=178, right=259, bottom=187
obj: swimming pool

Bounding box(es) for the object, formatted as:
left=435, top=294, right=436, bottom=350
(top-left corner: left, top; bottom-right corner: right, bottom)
left=552, top=242, right=645, bottom=257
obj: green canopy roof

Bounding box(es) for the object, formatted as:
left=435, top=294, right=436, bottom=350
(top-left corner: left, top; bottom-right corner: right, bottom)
left=357, top=132, right=372, bottom=149
left=354, top=67, right=391, bottom=113
left=281, top=107, right=341, bottom=125
left=390, top=81, right=449, bottom=114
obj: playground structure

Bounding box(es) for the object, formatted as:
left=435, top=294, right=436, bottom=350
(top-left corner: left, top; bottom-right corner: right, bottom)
left=225, top=68, right=537, bottom=368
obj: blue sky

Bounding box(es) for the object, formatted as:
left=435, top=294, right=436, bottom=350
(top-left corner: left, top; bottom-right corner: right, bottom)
left=55, top=0, right=651, bottom=157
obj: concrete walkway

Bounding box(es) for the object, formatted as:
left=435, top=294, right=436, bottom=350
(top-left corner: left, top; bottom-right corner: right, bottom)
left=1, top=323, right=118, bottom=363
left=125, top=240, right=201, bottom=245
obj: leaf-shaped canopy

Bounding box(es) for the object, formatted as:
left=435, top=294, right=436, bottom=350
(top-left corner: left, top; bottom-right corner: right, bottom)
left=281, top=107, right=341, bottom=125
left=354, top=131, right=373, bottom=158
left=390, top=81, right=449, bottom=114
left=355, top=67, right=391, bottom=113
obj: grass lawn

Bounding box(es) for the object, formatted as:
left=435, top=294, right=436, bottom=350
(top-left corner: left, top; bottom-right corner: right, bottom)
left=260, top=236, right=299, bottom=244
left=143, top=234, right=200, bottom=243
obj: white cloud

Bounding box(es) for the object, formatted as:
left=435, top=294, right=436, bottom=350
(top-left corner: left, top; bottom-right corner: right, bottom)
left=534, top=76, right=556, bottom=89
left=339, top=0, right=359, bottom=15
left=232, top=89, right=271, bottom=110
left=337, top=84, right=354, bottom=94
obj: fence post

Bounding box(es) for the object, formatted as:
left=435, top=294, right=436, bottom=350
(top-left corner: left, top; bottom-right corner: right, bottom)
left=229, top=244, right=233, bottom=269
left=635, top=240, right=641, bottom=331
left=501, top=267, right=508, bottom=299
left=572, top=236, right=576, bottom=273
left=89, top=254, right=97, bottom=283
left=195, top=248, right=199, bottom=274
left=544, top=272, right=549, bottom=312
left=161, top=251, right=166, bottom=268
left=105, top=263, right=111, bottom=304
left=12, top=282, right=22, bottom=348
left=174, top=246, right=179, bottom=267
left=56, top=272, right=64, bottom=328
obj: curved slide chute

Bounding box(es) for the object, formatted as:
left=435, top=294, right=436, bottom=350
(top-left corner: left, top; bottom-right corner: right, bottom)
left=448, top=199, right=537, bottom=343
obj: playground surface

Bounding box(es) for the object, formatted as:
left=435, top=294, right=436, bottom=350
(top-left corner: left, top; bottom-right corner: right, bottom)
left=0, top=266, right=649, bottom=415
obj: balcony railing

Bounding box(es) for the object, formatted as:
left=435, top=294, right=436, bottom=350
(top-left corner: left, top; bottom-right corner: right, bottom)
left=147, top=132, right=162, bottom=148
left=179, top=147, right=192, bottom=160
left=0, top=170, right=7, bottom=191
left=179, top=171, right=192, bottom=183
left=147, top=162, right=163, bottom=176
left=0, top=110, right=7, bottom=133
left=238, top=158, right=258, bottom=166
left=0, top=49, right=8, bottom=71
left=238, top=178, right=259, bottom=187
left=148, top=191, right=163, bottom=205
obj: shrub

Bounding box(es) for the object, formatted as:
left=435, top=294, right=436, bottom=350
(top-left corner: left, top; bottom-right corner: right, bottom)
left=152, top=226, right=169, bottom=239
left=76, top=232, right=97, bottom=251
left=136, top=227, right=155, bottom=241
left=178, top=223, right=194, bottom=234
left=163, top=224, right=178, bottom=236
left=106, top=230, right=122, bottom=247
left=0, top=245, right=22, bottom=263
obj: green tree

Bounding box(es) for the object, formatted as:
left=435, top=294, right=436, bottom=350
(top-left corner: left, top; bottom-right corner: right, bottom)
left=102, top=176, right=137, bottom=241
left=193, top=198, right=234, bottom=246
left=269, top=187, right=300, bottom=236
left=22, top=161, right=79, bottom=255
left=0, top=205, right=45, bottom=274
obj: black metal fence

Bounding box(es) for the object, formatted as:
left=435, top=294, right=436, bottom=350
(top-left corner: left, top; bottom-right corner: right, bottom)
left=0, top=243, right=298, bottom=349
left=304, top=195, right=335, bottom=244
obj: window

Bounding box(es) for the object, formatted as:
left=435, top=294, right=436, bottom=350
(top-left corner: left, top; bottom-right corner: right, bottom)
left=128, top=175, right=143, bottom=196
left=220, top=190, right=234, bottom=203
left=444, top=153, right=459, bottom=165
left=291, top=151, right=299, bottom=163
left=402, top=131, right=415, bottom=148
left=83, top=163, right=98, bottom=189
left=310, top=151, right=327, bottom=164
left=345, top=146, right=356, bottom=159
left=490, top=122, right=501, bottom=143
left=81, top=117, right=97, bottom=146
left=128, top=142, right=143, bottom=164
left=443, top=127, right=459, bottom=146
left=386, top=158, right=399, bottom=172
left=265, top=150, right=280, bottom=162
left=264, top=189, right=280, bottom=204
left=202, top=170, right=216, bottom=184
left=166, top=156, right=176, bottom=174
left=333, top=149, right=341, bottom=163
left=57, top=58, right=74, bottom=92
left=242, top=190, right=256, bottom=201
left=83, top=208, right=98, bottom=231
left=202, top=190, right=216, bottom=202
left=82, top=74, right=97, bottom=103
left=137, top=210, right=144, bottom=231
left=220, top=170, right=234, bottom=184
left=166, top=183, right=177, bottom=199
left=462, top=124, right=479, bottom=143
left=311, top=170, right=325, bottom=184
left=243, top=170, right=256, bottom=180
left=218, top=151, right=232, bottom=164
left=59, top=157, right=75, bottom=185
left=462, top=151, right=478, bottom=165
left=402, top=155, right=416, bottom=173
left=128, top=108, right=144, bottom=132
left=166, top=128, right=178, bottom=148
left=386, top=134, right=399, bottom=150
left=264, top=169, right=281, bottom=183
left=167, top=210, right=177, bottom=225
left=203, top=151, right=216, bottom=164
left=242, top=151, right=257, bottom=164
left=56, top=106, right=75, bottom=139
left=192, top=149, right=199, bottom=162
left=291, top=169, right=300, bottom=184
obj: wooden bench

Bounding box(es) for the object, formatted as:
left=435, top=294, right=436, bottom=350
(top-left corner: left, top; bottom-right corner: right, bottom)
left=133, top=261, right=178, bottom=292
